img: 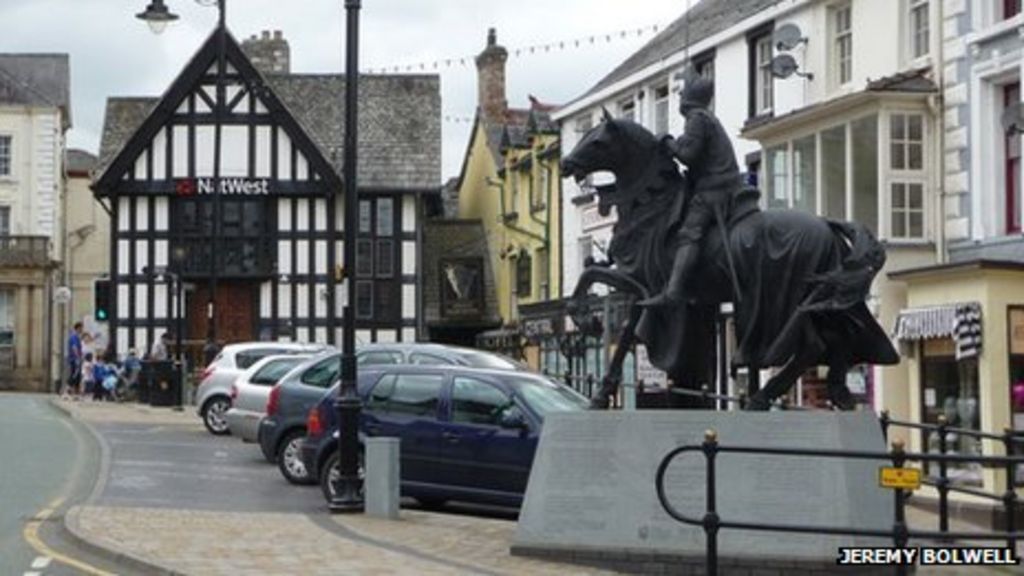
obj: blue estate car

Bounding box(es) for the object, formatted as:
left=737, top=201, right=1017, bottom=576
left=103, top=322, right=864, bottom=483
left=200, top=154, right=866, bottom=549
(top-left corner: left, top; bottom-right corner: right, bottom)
left=304, top=365, right=589, bottom=508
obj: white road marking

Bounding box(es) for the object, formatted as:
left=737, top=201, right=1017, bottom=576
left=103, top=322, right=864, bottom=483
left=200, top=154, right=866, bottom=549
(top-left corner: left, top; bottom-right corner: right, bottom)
left=214, top=450, right=228, bottom=458
left=31, top=556, right=52, bottom=569
left=23, top=571, right=41, bottom=576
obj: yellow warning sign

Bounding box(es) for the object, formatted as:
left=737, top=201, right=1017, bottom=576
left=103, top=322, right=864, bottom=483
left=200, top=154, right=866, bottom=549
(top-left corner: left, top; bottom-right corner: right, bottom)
left=879, top=467, right=921, bottom=490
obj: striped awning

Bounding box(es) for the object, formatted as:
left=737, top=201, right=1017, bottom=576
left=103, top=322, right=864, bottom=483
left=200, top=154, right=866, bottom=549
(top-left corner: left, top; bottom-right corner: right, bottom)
left=893, top=302, right=982, bottom=360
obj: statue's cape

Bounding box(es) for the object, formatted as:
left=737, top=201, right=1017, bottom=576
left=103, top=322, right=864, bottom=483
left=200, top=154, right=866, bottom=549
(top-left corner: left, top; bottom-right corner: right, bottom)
left=613, top=182, right=898, bottom=378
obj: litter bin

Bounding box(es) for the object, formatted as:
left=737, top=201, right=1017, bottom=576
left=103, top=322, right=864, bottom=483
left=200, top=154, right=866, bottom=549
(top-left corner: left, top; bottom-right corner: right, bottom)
left=142, top=360, right=180, bottom=407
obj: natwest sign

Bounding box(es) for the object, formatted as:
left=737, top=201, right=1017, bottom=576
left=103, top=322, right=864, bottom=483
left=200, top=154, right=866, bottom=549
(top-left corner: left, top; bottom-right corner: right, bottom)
left=175, top=178, right=270, bottom=196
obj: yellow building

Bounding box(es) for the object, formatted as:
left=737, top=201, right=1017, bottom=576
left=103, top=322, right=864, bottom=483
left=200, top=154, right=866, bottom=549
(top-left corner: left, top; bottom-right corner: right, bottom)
left=456, top=29, right=561, bottom=361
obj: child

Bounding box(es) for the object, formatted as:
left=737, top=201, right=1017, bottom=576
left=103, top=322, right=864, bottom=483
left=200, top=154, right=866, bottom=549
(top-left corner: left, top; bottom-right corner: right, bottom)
left=81, top=353, right=95, bottom=401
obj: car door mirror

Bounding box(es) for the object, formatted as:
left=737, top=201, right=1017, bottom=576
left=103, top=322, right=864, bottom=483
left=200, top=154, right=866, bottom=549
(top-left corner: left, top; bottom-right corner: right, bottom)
left=499, top=408, right=527, bottom=430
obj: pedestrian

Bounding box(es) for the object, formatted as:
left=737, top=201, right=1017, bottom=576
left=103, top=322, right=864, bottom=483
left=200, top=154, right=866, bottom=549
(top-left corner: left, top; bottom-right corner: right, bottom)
left=122, top=348, right=142, bottom=399
left=81, top=353, right=95, bottom=400
left=150, top=331, right=171, bottom=361
left=64, top=322, right=84, bottom=399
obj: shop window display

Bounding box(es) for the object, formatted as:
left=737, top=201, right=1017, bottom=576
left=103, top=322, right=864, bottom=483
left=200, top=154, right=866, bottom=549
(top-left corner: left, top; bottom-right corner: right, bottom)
left=920, top=338, right=982, bottom=485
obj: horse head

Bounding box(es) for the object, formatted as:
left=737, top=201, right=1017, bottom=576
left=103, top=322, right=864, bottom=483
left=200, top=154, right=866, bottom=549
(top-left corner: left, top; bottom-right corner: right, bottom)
left=561, top=110, right=665, bottom=216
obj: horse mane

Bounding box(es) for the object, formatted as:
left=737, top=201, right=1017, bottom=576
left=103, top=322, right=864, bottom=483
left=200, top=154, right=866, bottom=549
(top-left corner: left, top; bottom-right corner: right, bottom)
left=608, top=118, right=683, bottom=203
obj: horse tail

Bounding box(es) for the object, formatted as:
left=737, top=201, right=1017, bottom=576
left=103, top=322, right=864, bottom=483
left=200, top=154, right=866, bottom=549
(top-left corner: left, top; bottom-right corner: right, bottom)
left=826, top=219, right=886, bottom=273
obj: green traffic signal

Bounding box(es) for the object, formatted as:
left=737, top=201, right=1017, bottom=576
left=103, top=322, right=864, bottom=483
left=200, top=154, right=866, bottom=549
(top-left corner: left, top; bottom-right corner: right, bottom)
left=94, top=279, right=111, bottom=322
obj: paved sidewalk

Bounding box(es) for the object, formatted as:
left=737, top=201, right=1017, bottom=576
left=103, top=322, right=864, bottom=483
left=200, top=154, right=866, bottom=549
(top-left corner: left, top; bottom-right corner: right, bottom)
left=53, top=399, right=1021, bottom=575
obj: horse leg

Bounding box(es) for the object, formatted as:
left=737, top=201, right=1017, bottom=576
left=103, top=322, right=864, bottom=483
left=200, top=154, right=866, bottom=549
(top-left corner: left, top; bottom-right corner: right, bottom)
left=825, top=355, right=855, bottom=411
left=592, top=302, right=641, bottom=409
left=746, top=349, right=817, bottom=411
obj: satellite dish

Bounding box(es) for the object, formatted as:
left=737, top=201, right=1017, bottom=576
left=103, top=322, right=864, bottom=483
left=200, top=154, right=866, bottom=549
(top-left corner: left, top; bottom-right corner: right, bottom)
left=770, top=54, right=813, bottom=80
left=1001, top=102, right=1024, bottom=136
left=774, top=23, right=807, bottom=51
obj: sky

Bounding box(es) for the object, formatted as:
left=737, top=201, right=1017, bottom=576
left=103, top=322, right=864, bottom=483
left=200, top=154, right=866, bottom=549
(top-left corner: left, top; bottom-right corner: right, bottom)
left=0, top=0, right=687, bottom=181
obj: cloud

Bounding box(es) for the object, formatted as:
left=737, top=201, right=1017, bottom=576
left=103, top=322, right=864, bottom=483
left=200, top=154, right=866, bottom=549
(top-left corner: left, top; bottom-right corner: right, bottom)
left=1, top=0, right=685, bottom=180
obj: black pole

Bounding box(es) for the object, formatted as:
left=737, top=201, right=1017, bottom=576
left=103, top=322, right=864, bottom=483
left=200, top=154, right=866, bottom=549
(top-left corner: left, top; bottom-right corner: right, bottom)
left=207, top=0, right=226, bottom=344
left=175, top=272, right=184, bottom=409
left=330, top=0, right=364, bottom=512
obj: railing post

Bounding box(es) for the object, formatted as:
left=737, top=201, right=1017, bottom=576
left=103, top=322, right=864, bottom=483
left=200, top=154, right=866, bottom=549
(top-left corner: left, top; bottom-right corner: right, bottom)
left=936, top=415, right=950, bottom=537
left=890, top=439, right=910, bottom=576
left=879, top=409, right=890, bottom=443
left=1002, top=428, right=1018, bottom=551
left=702, top=429, right=720, bottom=576
left=737, top=391, right=747, bottom=411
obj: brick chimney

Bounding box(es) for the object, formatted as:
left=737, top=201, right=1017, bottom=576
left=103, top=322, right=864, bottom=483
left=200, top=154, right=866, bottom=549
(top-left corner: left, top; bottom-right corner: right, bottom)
left=241, top=30, right=290, bottom=75
left=475, top=28, right=508, bottom=124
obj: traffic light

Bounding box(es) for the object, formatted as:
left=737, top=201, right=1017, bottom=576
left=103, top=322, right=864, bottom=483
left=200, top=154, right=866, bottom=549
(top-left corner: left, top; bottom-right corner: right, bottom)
left=94, top=279, right=111, bottom=322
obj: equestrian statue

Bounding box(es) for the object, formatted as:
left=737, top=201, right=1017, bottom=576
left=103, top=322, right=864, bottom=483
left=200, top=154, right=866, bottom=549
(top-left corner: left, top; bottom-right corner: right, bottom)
left=560, top=67, right=899, bottom=411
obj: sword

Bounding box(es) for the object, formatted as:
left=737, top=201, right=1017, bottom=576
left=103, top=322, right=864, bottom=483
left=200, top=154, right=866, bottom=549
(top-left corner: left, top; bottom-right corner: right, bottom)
left=713, top=201, right=742, bottom=305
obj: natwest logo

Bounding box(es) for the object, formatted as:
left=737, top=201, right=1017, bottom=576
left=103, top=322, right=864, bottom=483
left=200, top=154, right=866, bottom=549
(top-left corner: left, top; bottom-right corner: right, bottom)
left=175, top=178, right=270, bottom=196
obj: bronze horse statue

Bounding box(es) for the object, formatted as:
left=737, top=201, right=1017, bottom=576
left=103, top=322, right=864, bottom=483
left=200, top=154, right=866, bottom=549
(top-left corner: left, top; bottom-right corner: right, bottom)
left=560, top=115, right=899, bottom=410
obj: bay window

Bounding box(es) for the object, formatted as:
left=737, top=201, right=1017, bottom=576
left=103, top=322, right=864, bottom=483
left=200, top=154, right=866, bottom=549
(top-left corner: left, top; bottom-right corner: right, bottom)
left=759, top=110, right=929, bottom=240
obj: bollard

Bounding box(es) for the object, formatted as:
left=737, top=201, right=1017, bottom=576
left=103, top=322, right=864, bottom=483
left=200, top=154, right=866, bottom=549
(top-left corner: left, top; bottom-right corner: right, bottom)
left=365, top=437, right=400, bottom=519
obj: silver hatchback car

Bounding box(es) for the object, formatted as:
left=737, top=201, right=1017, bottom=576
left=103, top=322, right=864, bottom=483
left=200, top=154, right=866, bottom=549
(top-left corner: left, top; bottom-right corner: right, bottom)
left=195, top=342, right=331, bottom=435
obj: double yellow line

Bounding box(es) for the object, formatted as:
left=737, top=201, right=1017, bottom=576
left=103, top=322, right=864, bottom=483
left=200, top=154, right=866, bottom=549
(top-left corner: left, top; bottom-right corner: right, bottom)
left=22, top=496, right=116, bottom=576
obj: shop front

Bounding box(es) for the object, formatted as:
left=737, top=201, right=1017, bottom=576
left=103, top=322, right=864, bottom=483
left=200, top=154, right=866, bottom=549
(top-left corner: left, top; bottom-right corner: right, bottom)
left=891, top=260, right=1024, bottom=524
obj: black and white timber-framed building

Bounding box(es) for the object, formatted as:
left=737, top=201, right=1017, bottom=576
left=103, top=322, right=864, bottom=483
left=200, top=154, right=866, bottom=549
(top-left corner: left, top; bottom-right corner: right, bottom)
left=92, top=30, right=440, bottom=355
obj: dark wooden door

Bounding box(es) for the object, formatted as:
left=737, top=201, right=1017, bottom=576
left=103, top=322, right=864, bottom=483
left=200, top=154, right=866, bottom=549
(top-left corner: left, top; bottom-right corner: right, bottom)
left=187, top=282, right=256, bottom=344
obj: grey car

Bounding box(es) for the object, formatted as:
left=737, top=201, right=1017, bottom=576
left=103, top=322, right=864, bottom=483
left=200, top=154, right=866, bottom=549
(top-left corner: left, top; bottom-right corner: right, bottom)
left=224, top=354, right=312, bottom=443
left=260, top=343, right=528, bottom=485
left=195, top=342, right=331, bottom=435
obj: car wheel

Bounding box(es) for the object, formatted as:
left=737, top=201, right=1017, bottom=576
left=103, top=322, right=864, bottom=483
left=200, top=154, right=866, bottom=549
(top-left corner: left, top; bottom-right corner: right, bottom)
left=277, top=430, right=314, bottom=485
left=202, top=397, right=231, bottom=435
left=319, top=449, right=365, bottom=503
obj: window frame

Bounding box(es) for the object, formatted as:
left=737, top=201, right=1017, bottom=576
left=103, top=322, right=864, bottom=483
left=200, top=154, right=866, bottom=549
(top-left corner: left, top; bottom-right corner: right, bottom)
left=516, top=251, right=532, bottom=298
left=1006, top=82, right=1022, bottom=234
left=618, top=97, right=636, bottom=123
left=0, top=206, right=9, bottom=236
left=1005, top=0, right=1022, bottom=20
left=832, top=2, right=854, bottom=87
left=0, top=134, right=11, bottom=178
left=908, top=0, right=930, bottom=60
left=653, top=83, right=670, bottom=135
left=749, top=29, right=775, bottom=117
left=888, top=112, right=928, bottom=240
left=694, top=49, right=716, bottom=113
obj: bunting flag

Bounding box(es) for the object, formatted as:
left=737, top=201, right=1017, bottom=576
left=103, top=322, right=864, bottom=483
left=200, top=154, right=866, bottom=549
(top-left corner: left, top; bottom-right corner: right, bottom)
left=363, top=23, right=661, bottom=75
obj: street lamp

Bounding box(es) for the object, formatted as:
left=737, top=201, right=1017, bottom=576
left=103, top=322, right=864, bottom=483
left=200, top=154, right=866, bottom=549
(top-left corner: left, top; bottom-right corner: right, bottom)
left=137, top=0, right=226, bottom=346
left=136, top=0, right=180, bottom=34
left=330, top=0, right=364, bottom=513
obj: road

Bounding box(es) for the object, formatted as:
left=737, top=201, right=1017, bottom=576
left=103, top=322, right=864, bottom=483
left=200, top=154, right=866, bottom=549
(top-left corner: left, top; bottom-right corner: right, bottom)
left=0, top=394, right=138, bottom=576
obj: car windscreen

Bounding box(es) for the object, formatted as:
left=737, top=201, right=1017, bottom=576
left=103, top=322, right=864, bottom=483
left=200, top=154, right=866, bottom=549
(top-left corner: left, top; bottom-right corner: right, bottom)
left=236, top=349, right=288, bottom=369
left=509, top=376, right=589, bottom=418
left=251, top=358, right=305, bottom=385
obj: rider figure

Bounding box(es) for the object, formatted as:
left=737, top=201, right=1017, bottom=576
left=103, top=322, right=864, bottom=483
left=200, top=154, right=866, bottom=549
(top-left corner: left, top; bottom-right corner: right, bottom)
left=639, top=66, right=744, bottom=308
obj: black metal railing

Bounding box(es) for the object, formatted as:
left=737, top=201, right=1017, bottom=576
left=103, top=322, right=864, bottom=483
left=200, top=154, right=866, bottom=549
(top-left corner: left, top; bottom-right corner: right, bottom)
left=0, top=236, right=51, bottom=267
left=656, top=422, right=1024, bottom=576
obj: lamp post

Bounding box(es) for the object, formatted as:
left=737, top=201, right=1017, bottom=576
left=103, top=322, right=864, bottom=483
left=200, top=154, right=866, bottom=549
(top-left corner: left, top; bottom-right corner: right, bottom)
left=137, top=0, right=226, bottom=345
left=171, top=246, right=187, bottom=408
left=330, top=0, right=364, bottom=512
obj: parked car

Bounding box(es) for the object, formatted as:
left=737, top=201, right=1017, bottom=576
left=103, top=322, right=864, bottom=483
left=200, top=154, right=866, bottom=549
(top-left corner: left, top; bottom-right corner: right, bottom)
left=260, top=343, right=530, bottom=485
left=224, top=354, right=313, bottom=443
left=305, top=365, right=589, bottom=508
left=195, top=342, right=330, bottom=435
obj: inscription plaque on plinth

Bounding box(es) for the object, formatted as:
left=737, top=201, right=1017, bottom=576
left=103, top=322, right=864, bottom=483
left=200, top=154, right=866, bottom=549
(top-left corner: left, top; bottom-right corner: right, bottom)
left=513, top=411, right=893, bottom=572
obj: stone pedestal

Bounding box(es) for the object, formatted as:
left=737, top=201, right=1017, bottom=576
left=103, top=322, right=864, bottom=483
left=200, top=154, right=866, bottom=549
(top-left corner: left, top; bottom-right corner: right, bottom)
left=513, top=410, right=895, bottom=575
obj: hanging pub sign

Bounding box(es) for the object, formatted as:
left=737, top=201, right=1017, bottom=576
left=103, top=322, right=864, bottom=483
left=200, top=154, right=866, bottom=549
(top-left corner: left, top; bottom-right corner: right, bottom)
left=440, top=258, right=484, bottom=319
left=175, top=177, right=271, bottom=197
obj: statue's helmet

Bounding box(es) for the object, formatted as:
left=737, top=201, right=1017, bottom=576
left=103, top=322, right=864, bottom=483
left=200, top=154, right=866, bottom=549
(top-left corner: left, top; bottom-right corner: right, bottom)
left=677, top=65, right=714, bottom=109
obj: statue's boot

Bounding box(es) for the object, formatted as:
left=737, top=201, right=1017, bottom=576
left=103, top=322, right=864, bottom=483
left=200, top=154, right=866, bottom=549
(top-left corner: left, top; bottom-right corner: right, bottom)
left=638, top=244, right=698, bottom=308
